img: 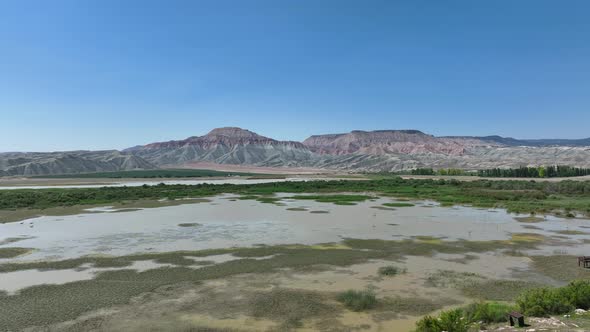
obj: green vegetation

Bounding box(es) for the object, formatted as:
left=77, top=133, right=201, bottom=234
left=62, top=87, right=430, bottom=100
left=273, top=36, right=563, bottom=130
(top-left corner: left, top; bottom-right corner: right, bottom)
left=411, top=168, right=474, bottom=176
left=0, top=246, right=387, bottom=330
left=285, top=207, right=307, bottom=211
left=530, top=255, right=590, bottom=282
left=416, top=280, right=590, bottom=331
left=416, top=302, right=514, bottom=332
left=463, top=301, right=516, bottom=324
left=517, top=280, right=590, bottom=316
left=1, top=237, right=545, bottom=274
left=31, top=169, right=256, bottom=179
left=1, top=236, right=589, bottom=330
left=378, top=265, right=407, bottom=276
left=462, top=279, right=542, bottom=301
left=515, top=216, right=545, bottom=223
left=552, top=229, right=589, bottom=235
left=478, top=165, right=590, bottom=178
left=378, top=296, right=459, bottom=316
left=286, top=194, right=374, bottom=205
left=415, top=308, right=470, bottom=332
left=249, top=289, right=336, bottom=329
left=0, top=236, right=33, bottom=246
left=336, top=289, right=377, bottom=311
left=177, top=223, right=201, bottom=227
left=0, top=247, right=33, bottom=258
left=2, top=178, right=590, bottom=221
left=382, top=202, right=415, bottom=207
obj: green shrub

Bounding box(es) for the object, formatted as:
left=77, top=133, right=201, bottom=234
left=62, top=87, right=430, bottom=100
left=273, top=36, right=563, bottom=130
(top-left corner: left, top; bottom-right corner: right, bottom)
left=336, top=289, right=377, bottom=311
left=415, top=315, right=441, bottom=332
left=561, top=280, right=590, bottom=310
left=415, top=309, right=469, bottom=332
left=516, top=287, right=573, bottom=316
left=463, top=301, right=513, bottom=324
left=378, top=265, right=406, bottom=276
left=438, top=309, right=470, bottom=332
left=517, top=280, right=590, bottom=316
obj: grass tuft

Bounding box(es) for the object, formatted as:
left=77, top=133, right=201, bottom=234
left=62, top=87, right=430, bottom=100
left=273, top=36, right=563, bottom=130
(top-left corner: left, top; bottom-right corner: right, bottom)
left=337, top=289, right=377, bottom=311
left=378, top=265, right=407, bottom=276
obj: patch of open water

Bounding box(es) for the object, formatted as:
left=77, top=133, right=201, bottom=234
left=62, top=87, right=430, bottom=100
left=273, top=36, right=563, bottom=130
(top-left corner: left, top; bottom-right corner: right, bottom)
left=1, top=194, right=588, bottom=263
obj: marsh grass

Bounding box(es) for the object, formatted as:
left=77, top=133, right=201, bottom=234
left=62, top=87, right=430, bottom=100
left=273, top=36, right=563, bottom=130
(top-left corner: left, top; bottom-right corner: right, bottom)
left=286, top=207, right=307, bottom=211
left=0, top=247, right=34, bottom=259
left=3, top=178, right=590, bottom=222
left=255, top=196, right=282, bottom=204
left=370, top=206, right=396, bottom=211
left=0, top=237, right=543, bottom=274
left=424, top=270, right=484, bottom=289
left=309, top=210, right=329, bottom=214
left=515, top=216, right=545, bottom=223
left=286, top=194, right=374, bottom=205
left=552, top=229, right=590, bottom=235
left=0, top=237, right=33, bottom=246
left=337, top=289, right=377, bottom=311
left=378, top=296, right=459, bottom=316
left=510, top=232, right=548, bottom=242
left=442, top=253, right=479, bottom=264
left=531, top=255, right=590, bottom=282
left=521, top=224, right=543, bottom=230
left=0, top=239, right=584, bottom=330
left=463, top=301, right=514, bottom=324
left=462, top=279, right=542, bottom=301
left=249, top=289, right=337, bottom=328
left=378, top=265, right=407, bottom=276
left=382, top=202, right=415, bottom=207
left=178, top=223, right=202, bottom=227
left=0, top=246, right=387, bottom=331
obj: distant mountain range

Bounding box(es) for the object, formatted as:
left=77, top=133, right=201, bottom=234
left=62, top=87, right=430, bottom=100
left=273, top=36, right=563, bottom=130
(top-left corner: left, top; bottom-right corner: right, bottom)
left=443, top=135, right=590, bottom=147
left=2, top=127, right=590, bottom=176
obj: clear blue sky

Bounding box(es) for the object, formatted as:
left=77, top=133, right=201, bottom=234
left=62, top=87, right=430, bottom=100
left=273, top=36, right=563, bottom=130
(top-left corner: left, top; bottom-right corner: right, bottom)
left=1, top=1, right=589, bottom=152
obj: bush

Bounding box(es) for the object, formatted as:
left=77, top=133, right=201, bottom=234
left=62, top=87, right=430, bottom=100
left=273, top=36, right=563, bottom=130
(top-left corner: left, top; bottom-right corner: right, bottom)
left=378, top=265, right=407, bottom=276
left=415, top=315, right=441, bottom=332
left=516, top=287, right=573, bottom=316
left=560, top=280, right=590, bottom=310
left=415, top=309, right=469, bottom=332
left=463, top=301, right=513, bottom=324
left=517, top=280, right=590, bottom=316
left=336, top=289, right=377, bottom=311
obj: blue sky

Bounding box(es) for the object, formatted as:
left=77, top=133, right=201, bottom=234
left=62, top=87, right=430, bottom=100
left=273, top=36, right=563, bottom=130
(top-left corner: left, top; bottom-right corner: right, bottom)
left=1, top=1, right=589, bottom=152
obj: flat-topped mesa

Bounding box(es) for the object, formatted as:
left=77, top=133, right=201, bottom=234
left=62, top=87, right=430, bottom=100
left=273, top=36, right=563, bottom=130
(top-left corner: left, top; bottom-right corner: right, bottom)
left=205, top=127, right=263, bottom=139
left=131, top=127, right=313, bottom=167
left=144, top=127, right=306, bottom=149
left=198, top=127, right=278, bottom=146
left=303, top=129, right=467, bottom=156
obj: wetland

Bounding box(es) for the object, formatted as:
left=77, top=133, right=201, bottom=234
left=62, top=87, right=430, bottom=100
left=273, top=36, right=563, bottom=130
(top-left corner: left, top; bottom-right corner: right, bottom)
left=1, top=178, right=590, bottom=331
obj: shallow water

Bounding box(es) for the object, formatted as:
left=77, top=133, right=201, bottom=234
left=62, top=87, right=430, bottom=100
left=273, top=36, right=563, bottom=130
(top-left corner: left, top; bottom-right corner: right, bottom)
left=2, top=195, right=590, bottom=332
left=1, top=194, right=589, bottom=264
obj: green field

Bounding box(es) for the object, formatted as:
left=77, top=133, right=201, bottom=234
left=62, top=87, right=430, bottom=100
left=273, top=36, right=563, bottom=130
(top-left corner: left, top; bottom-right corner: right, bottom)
left=30, top=169, right=257, bottom=179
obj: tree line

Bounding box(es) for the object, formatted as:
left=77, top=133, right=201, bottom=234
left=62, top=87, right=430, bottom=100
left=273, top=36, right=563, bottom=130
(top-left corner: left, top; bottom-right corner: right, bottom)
left=477, top=165, right=590, bottom=178
left=410, top=166, right=590, bottom=178
left=410, top=168, right=473, bottom=176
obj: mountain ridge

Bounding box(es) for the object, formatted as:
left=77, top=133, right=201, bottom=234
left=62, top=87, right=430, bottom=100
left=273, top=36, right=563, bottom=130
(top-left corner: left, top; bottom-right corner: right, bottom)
left=2, top=127, right=590, bottom=176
